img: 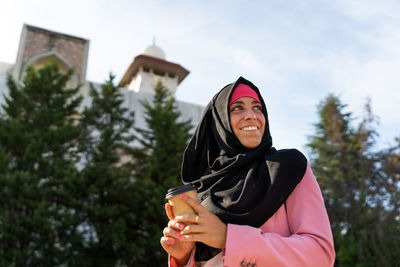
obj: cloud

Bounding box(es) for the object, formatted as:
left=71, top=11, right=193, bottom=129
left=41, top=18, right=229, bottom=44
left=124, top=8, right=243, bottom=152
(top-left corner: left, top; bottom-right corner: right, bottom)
left=336, top=0, right=400, bottom=22
left=318, top=2, right=400, bottom=127
left=1, top=0, right=399, bottom=150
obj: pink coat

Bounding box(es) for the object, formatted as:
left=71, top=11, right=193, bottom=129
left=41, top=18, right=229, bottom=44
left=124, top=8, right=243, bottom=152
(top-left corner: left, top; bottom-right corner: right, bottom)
left=170, top=164, right=335, bottom=267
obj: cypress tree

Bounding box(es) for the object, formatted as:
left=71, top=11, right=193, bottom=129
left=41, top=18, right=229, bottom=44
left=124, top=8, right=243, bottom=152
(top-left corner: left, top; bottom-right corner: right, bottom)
left=137, top=81, right=192, bottom=187
left=307, top=94, right=400, bottom=266
left=78, top=73, right=169, bottom=266
left=78, top=73, right=145, bottom=266
left=135, top=80, right=193, bottom=265
left=0, top=62, right=83, bottom=265
left=375, top=136, right=400, bottom=265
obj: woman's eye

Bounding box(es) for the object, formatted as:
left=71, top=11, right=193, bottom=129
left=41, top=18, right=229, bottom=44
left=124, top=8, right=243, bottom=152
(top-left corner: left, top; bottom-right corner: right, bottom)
left=230, top=106, right=242, bottom=112
left=253, top=105, right=262, bottom=111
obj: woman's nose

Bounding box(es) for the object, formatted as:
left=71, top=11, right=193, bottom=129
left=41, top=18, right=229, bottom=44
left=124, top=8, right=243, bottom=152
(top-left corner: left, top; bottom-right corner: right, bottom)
left=244, top=109, right=257, bottom=120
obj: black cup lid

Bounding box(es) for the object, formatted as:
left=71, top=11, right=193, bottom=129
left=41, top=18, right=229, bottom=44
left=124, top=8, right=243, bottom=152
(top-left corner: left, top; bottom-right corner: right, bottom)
left=165, top=184, right=197, bottom=200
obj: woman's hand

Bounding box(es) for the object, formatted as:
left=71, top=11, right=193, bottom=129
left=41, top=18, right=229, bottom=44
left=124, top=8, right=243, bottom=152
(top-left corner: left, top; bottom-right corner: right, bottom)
left=160, top=203, right=195, bottom=265
left=175, top=193, right=227, bottom=249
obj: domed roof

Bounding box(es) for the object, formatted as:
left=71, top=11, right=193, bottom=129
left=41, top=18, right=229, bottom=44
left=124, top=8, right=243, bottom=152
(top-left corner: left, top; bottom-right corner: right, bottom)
left=141, top=42, right=166, bottom=60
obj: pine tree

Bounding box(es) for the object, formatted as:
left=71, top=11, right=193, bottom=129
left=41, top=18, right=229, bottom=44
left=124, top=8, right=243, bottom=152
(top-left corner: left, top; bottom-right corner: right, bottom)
left=307, top=94, right=400, bottom=266
left=137, top=81, right=192, bottom=187
left=77, top=74, right=164, bottom=266
left=0, top=62, right=83, bottom=265
left=135, top=80, right=193, bottom=265
left=375, top=136, right=400, bottom=265
left=78, top=73, right=133, bottom=265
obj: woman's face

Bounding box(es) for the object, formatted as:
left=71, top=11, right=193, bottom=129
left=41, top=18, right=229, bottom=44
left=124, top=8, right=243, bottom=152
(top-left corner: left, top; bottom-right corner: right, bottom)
left=229, top=96, right=265, bottom=149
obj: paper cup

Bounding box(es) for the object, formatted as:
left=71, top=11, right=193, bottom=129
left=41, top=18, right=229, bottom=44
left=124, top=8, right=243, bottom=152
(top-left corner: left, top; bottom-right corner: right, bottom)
left=165, top=184, right=198, bottom=220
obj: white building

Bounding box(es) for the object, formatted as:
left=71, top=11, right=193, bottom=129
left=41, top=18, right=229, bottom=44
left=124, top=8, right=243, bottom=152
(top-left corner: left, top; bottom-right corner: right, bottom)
left=0, top=24, right=204, bottom=136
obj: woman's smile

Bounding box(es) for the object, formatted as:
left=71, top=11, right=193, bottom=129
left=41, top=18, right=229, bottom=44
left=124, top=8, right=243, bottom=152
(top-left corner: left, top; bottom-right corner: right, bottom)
left=229, top=96, right=265, bottom=149
left=240, top=125, right=259, bottom=131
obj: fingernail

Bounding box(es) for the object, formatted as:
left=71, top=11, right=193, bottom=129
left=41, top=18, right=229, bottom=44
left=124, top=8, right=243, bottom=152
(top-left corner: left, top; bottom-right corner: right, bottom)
left=176, top=232, right=182, bottom=238
left=168, top=238, right=175, bottom=244
left=180, top=194, right=186, bottom=199
left=178, top=223, right=185, bottom=230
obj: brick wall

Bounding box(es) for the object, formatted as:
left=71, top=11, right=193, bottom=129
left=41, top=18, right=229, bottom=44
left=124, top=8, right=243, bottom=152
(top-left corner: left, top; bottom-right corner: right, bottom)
left=19, top=25, right=89, bottom=82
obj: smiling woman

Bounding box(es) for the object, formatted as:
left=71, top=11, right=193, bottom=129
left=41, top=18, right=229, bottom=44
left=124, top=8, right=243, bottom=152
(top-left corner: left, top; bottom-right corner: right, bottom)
left=161, top=76, right=335, bottom=267
left=229, top=90, right=265, bottom=149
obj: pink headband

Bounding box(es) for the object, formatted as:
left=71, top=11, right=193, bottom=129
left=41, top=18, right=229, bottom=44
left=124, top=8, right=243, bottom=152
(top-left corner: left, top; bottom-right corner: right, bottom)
left=229, top=83, right=261, bottom=106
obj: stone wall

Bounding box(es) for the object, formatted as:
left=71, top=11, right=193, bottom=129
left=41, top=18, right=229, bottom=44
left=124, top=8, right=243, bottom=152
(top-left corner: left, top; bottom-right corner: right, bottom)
left=16, top=25, right=89, bottom=82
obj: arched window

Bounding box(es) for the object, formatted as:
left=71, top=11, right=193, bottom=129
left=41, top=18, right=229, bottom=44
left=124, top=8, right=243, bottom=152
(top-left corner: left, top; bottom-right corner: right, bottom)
left=22, top=52, right=79, bottom=88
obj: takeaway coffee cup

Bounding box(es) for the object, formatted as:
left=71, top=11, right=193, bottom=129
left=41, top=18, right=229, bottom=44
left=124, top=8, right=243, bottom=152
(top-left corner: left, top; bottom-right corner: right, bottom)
left=165, top=184, right=198, bottom=219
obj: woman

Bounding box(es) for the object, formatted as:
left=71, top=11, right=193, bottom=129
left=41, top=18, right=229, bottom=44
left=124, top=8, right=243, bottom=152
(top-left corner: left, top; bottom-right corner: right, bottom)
left=161, top=76, right=335, bottom=266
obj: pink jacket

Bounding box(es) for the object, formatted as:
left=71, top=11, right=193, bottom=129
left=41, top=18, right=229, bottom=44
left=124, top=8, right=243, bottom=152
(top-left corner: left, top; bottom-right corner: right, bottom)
left=170, top=164, right=335, bottom=266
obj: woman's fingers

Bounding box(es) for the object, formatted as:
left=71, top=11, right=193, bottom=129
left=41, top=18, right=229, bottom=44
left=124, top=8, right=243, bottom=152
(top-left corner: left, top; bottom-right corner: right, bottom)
left=168, top=220, right=186, bottom=231
left=174, top=214, right=201, bottom=225
left=168, top=194, right=227, bottom=249
left=165, top=203, right=175, bottom=220
left=180, top=193, right=208, bottom=214
left=167, top=227, right=205, bottom=243
left=163, top=226, right=184, bottom=240
left=160, top=236, right=175, bottom=245
left=166, top=220, right=185, bottom=239
left=178, top=233, right=210, bottom=244
left=179, top=223, right=203, bottom=235
left=165, top=222, right=203, bottom=239
left=179, top=226, right=226, bottom=249
left=173, top=202, right=228, bottom=249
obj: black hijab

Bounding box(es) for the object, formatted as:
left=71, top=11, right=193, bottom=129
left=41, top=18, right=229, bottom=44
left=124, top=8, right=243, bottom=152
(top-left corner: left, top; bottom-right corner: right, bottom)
left=181, top=76, right=307, bottom=261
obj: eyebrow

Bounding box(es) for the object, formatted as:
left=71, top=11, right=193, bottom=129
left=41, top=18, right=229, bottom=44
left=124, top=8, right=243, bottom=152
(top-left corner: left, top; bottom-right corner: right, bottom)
left=231, top=99, right=260, bottom=105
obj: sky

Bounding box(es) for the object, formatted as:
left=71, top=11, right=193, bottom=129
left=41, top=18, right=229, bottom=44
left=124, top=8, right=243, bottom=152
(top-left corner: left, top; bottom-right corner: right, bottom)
left=1, top=0, right=399, bottom=155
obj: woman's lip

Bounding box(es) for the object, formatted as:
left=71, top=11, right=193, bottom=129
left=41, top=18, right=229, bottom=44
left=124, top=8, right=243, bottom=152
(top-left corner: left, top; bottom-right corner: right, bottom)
left=240, top=126, right=259, bottom=131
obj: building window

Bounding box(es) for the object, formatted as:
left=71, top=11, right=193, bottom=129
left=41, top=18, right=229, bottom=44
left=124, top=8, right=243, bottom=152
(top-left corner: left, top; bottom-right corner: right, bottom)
left=154, top=69, right=164, bottom=76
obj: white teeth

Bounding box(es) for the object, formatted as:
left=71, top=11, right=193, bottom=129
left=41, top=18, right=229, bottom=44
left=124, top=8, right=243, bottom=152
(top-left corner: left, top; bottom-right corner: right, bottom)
left=241, top=126, right=258, bottom=131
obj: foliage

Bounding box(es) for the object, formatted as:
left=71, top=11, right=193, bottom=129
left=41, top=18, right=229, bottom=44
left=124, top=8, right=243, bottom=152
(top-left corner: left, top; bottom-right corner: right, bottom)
left=0, top=62, right=193, bottom=266
left=77, top=76, right=192, bottom=266
left=77, top=74, right=162, bottom=266
left=4, top=60, right=398, bottom=266
left=307, top=94, right=400, bottom=266
left=134, top=80, right=193, bottom=265
left=0, top=62, right=83, bottom=265
left=136, top=81, right=192, bottom=186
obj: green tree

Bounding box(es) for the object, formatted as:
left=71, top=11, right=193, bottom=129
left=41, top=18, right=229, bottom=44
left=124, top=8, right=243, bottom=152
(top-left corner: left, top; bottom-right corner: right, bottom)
left=78, top=74, right=167, bottom=266
left=137, top=81, right=192, bottom=187
left=307, top=94, right=400, bottom=266
left=135, top=81, right=193, bottom=265
left=0, top=62, right=83, bottom=265
left=375, top=136, right=400, bottom=264
left=78, top=73, right=141, bottom=265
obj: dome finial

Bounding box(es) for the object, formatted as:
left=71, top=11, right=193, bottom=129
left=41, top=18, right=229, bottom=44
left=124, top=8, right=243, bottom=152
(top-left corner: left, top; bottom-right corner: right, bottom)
left=141, top=39, right=166, bottom=60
